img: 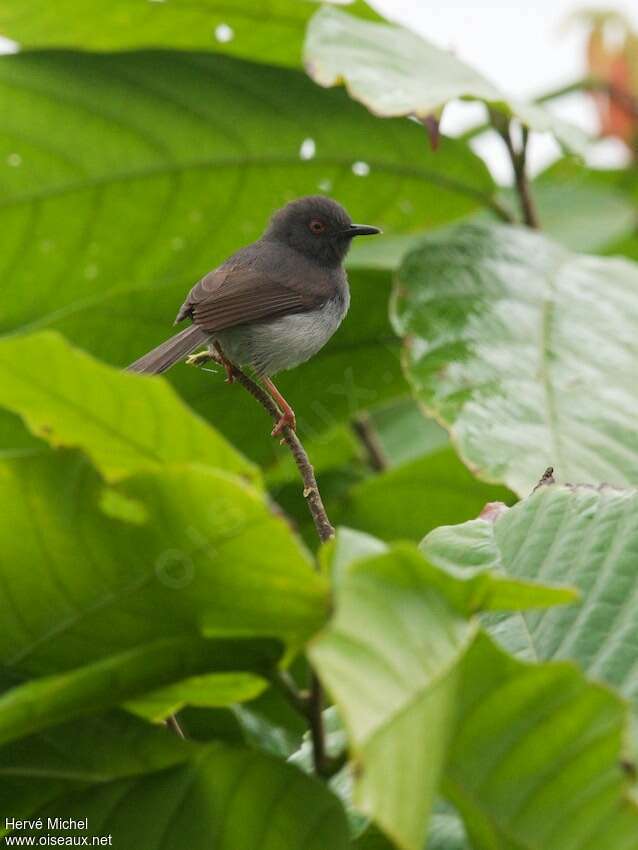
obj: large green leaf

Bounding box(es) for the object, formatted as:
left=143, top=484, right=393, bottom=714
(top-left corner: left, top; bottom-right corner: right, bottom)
left=311, top=539, right=627, bottom=850
left=423, top=483, right=638, bottom=705
left=527, top=166, right=637, bottom=253
left=392, top=221, right=638, bottom=495
left=33, top=747, right=350, bottom=849
left=0, top=712, right=195, bottom=825
left=310, top=546, right=478, bottom=850
left=0, top=50, right=494, bottom=461
left=0, top=331, right=254, bottom=480
left=0, top=451, right=325, bottom=682
left=325, top=528, right=577, bottom=613
left=305, top=7, right=587, bottom=153
left=2, top=714, right=351, bottom=850
left=338, top=446, right=514, bottom=541
left=0, top=0, right=379, bottom=64
left=0, top=637, right=275, bottom=746
left=446, top=633, right=638, bottom=850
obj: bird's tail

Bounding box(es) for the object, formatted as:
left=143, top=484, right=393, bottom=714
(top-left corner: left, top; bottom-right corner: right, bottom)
left=126, top=325, right=209, bottom=374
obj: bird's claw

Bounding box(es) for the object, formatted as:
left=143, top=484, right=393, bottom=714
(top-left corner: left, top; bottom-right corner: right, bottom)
left=271, top=410, right=296, bottom=438
left=186, top=350, right=214, bottom=368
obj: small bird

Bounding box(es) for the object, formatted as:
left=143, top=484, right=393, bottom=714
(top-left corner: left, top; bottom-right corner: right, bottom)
left=127, top=196, right=380, bottom=436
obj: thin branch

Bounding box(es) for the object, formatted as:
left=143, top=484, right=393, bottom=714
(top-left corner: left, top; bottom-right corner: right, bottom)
left=308, top=672, right=328, bottom=776
left=496, top=121, right=540, bottom=229
left=352, top=413, right=388, bottom=472
left=194, top=356, right=333, bottom=775
left=229, top=366, right=335, bottom=543
left=272, top=669, right=310, bottom=716
left=166, top=714, right=186, bottom=739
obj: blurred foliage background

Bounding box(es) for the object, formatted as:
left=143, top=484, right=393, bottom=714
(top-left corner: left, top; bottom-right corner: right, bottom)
left=1, top=3, right=638, bottom=850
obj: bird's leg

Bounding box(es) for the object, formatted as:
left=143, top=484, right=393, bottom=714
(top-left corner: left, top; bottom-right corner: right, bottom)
left=186, top=342, right=236, bottom=383
left=212, top=342, right=236, bottom=384
left=262, top=377, right=296, bottom=437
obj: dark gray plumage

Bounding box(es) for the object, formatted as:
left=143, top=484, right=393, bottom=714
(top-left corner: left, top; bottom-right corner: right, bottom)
left=127, top=196, right=380, bottom=434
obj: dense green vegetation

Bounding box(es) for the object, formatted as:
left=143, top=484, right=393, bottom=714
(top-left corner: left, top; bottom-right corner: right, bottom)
left=1, top=3, right=637, bottom=849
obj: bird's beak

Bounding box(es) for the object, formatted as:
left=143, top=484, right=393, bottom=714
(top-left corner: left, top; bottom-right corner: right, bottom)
left=344, top=224, right=382, bottom=237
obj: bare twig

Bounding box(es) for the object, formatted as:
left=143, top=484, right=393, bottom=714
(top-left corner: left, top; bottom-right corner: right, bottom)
left=272, top=669, right=310, bottom=715
left=229, top=366, right=335, bottom=542
left=308, top=672, right=328, bottom=775
left=193, top=355, right=333, bottom=775
left=230, top=365, right=332, bottom=775
left=166, top=714, right=186, bottom=739
left=497, top=122, right=540, bottom=229
left=352, top=413, right=388, bottom=472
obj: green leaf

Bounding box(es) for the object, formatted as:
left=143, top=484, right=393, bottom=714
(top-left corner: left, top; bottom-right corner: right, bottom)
left=311, top=544, right=582, bottom=849
left=527, top=166, right=637, bottom=252
left=365, top=400, right=449, bottom=468
left=39, top=747, right=350, bottom=850
left=446, top=633, right=638, bottom=850
left=327, top=529, right=576, bottom=614
left=392, top=221, right=638, bottom=495
left=0, top=51, right=493, bottom=460
left=0, top=0, right=379, bottom=65
left=0, top=712, right=195, bottom=825
left=354, top=809, right=470, bottom=850
left=423, top=484, right=638, bottom=705
left=0, top=637, right=275, bottom=746
left=310, top=546, right=478, bottom=850
left=0, top=331, right=255, bottom=480
left=0, top=451, right=326, bottom=682
left=339, top=447, right=514, bottom=542
left=2, top=714, right=351, bottom=850
left=305, top=8, right=587, bottom=153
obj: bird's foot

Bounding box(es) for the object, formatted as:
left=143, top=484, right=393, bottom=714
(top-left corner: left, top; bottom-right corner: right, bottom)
left=213, top=343, right=236, bottom=383
left=186, top=350, right=214, bottom=368
left=271, top=409, right=296, bottom=438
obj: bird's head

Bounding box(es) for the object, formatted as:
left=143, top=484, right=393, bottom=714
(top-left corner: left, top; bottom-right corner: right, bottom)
left=264, top=196, right=380, bottom=265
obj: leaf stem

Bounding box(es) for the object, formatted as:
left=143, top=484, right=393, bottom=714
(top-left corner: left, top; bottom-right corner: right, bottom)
left=496, top=122, right=540, bottom=229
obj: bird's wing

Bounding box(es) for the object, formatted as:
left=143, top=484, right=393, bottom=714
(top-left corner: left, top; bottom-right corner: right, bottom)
left=175, top=255, right=326, bottom=332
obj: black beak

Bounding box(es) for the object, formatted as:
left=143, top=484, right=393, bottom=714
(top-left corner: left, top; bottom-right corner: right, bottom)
left=343, top=224, right=382, bottom=237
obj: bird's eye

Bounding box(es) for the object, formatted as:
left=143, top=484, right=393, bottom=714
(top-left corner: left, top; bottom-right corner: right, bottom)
left=309, top=218, right=326, bottom=235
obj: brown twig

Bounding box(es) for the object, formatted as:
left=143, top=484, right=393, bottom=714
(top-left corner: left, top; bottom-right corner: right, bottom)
left=272, top=669, right=310, bottom=715
left=195, top=355, right=332, bottom=775
left=166, top=714, right=186, bottom=738
left=497, top=122, right=540, bottom=229
left=229, top=366, right=334, bottom=543
left=352, top=413, right=388, bottom=472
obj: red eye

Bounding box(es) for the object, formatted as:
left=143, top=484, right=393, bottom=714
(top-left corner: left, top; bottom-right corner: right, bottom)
left=309, top=218, right=326, bottom=234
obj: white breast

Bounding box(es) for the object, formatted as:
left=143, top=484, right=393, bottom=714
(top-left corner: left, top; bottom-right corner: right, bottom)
left=215, top=292, right=350, bottom=377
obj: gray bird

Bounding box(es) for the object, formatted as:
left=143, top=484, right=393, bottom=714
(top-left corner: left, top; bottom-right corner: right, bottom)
left=127, top=196, right=380, bottom=435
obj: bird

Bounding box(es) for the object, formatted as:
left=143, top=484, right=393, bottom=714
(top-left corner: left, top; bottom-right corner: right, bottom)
left=127, top=196, right=381, bottom=436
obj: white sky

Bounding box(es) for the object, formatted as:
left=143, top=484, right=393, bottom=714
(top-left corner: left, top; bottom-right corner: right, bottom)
left=2, top=1, right=637, bottom=181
